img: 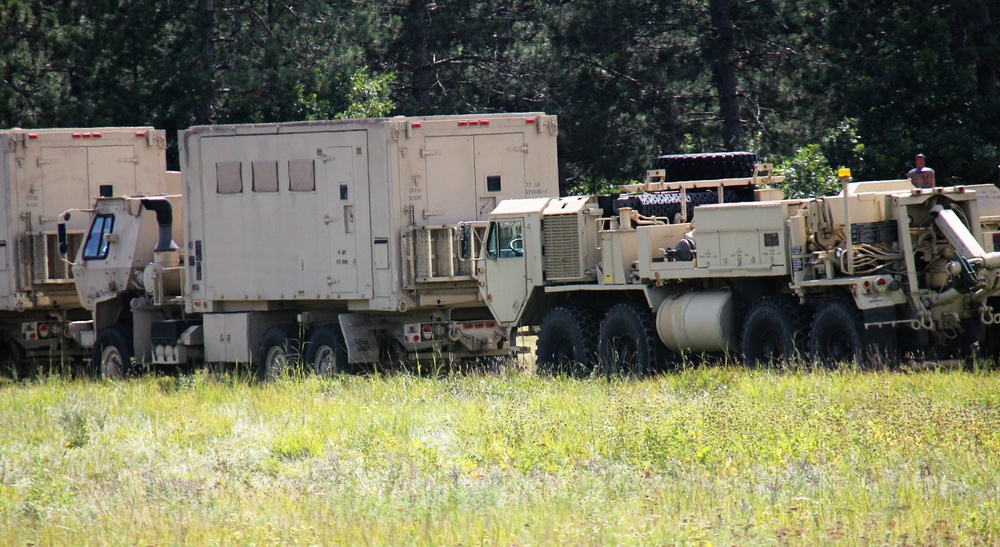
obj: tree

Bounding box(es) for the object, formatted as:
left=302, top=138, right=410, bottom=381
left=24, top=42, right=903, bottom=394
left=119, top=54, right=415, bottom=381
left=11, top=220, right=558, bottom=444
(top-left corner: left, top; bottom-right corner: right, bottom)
left=709, top=0, right=740, bottom=150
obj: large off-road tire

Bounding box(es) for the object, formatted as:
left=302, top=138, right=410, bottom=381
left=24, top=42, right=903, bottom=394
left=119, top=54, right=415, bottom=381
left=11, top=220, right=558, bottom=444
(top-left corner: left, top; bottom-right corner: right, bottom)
left=535, top=306, right=599, bottom=377
left=304, top=323, right=348, bottom=376
left=809, top=298, right=864, bottom=367
left=0, top=340, right=35, bottom=379
left=741, top=296, right=809, bottom=367
left=652, top=151, right=759, bottom=182
left=92, top=324, right=135, bottom=379
left=255, top=324, right=301, bottom=380
left=598, top=302, right=664, bottom=377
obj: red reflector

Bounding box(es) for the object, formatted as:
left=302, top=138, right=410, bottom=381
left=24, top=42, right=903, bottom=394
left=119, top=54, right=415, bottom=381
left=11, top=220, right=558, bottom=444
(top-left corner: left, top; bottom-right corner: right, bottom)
left=412, top=335, right=420, bottom=342
left=28, top=134, right=38, bottom=139
left=93, top=133, right=102, bottom=138
left=82, top=133, right=92, bottom=138
left=136, top=132, right=146, bottom=137
left=525, top=119, right=536, bottom=124
left=475, top=323, right=484, bottom=329
left=72, top=133, right=83, bottom=138
left=469, top=121, right=479, bottom=126
left=486, top=322, right=495, bottom=328
left=28, top=332, right=36, bottom=340
left=480, top=120, right=490, bottom=126
left=411, top=122, right=421, bottom=128
left=458, top=121, right=469, bottom=126
left=464, top=323, right=474, bottom=329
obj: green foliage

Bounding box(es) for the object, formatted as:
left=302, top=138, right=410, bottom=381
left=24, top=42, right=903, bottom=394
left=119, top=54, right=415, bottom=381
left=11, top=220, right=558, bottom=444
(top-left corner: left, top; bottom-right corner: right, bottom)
left=335, top=67, right=396, bottom=120
left=774, top=144, right=839, bottom=198
left=774, top=118, right=865, bottom=198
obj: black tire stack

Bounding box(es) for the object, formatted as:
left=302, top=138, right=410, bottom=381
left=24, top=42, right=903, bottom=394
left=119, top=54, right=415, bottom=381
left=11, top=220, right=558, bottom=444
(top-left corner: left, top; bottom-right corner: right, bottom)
left=652, top=151, right=759, bottom=182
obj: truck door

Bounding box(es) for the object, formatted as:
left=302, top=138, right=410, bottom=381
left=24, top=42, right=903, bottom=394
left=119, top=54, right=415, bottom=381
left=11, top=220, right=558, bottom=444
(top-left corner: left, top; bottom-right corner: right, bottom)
left=322, top=145, right=371, bottom=297
left=88, top=145, right=137, bottom=197
left=40, top=145, right=137, bottom=229
left=481, top=217, right=530, bottom=324
left=40, top=146, right=88, bottom=228
left=474, top=133, right=527, bottom=219
left=423, top=133, right=529, bottom=224
left=425, top=136, right=475, bottom=224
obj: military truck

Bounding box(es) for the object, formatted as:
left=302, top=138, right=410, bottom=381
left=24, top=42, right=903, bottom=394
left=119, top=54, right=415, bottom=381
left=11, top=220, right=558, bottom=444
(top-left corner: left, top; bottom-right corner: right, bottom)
left=64, top=113, right=560, bottom=377
left=479, top=154, right=1000, bottom=373
left=0, top=127, right=177, bottom=373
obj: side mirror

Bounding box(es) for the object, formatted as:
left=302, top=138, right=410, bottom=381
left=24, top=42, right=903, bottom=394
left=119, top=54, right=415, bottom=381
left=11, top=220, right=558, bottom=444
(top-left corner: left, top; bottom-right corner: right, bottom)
left=57, top=223, right=68, bottom=256
left=485, top=222, right=498, bottom=260
left=57, top=212, right=71, bottom=256
left=460, top=225, right=472, bottom=260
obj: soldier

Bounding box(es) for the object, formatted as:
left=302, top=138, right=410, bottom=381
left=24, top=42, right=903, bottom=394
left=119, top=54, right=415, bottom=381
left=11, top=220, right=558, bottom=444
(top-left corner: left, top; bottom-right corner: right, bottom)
left=907, top=154, right=935, bottom=188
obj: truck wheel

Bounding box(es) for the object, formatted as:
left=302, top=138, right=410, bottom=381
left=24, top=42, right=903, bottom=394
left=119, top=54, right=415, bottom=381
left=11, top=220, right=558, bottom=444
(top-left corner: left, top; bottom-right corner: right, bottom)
left=1, top=341, right=26, bottom=378
left=741, top=297, right=809, bottom=367
left=305, top=323, right=348, bottom=376
left=809, top=299, right=863, bottom=367
left=598, top=302, right=661, bottom=376
left=93, top=325, right=135, bottom=379
left=535, top=306, right=598, bottom=377
left=255, top=324, right=300, bottom=380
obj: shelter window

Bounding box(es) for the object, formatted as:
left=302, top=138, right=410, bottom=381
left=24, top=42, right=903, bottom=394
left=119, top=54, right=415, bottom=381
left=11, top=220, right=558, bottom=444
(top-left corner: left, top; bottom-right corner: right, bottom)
left=216, top=161, right=243, bottom=194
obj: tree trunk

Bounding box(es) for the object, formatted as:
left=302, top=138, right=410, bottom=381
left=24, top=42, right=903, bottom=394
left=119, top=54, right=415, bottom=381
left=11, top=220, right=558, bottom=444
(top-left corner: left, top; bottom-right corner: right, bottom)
left=197, top=0, right=217, bottom=124
left=405, top=0, right=433, bottom=109
left=971, top=1, right=998, bottom=95
left=709, top=0, right=740, bottom=150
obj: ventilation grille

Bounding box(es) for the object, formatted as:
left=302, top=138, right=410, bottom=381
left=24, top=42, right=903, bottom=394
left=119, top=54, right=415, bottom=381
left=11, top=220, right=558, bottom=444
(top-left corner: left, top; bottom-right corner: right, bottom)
left=23, top=232, right=83, bottom=283
left=543, top=215, right=584, bottom=281
left=403, top=226, right=476, bottom=288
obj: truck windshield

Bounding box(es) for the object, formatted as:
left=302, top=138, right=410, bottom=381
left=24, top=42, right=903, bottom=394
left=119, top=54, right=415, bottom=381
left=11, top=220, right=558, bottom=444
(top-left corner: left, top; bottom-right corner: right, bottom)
left=487, top=219, right=523, bottom=259
left=82, top=214, right=115, bottom=260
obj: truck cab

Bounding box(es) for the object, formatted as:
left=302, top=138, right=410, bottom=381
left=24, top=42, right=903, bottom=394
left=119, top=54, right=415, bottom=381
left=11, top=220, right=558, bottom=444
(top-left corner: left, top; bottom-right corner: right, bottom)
left=65, top=195, right=189, bottom=376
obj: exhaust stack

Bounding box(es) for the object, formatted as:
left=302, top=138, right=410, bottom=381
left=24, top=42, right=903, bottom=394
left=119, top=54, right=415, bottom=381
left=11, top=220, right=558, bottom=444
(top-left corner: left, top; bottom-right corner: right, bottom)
left=140, top=198, right=178, bottom=253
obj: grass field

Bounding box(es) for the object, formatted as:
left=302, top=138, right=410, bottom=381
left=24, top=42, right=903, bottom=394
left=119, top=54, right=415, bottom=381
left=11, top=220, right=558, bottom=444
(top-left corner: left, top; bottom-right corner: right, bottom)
left=2, top=357, right=999, bottom=545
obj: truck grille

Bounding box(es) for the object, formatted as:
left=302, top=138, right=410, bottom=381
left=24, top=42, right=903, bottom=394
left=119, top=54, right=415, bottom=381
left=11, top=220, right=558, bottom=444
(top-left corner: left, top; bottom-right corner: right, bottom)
left=543, top=215, right=584, bottom=281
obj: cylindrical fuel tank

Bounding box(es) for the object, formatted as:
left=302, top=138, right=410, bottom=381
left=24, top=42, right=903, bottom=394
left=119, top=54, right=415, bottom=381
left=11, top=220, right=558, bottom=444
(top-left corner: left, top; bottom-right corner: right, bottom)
left=656, top=290, right=735, bottom=353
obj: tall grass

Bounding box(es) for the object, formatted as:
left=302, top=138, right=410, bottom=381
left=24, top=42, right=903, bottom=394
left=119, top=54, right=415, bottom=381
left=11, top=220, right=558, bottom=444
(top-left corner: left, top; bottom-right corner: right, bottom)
left=1, top=364, right=998, bottom=545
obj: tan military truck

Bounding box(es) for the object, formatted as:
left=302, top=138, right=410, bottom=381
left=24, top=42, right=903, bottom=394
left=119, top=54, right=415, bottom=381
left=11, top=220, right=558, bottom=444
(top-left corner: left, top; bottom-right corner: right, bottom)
left=479, top=154, right=1000, bottom=373
left=65, top=114, right=560, bottom=377
left=0, top=128, right=177, bottom=373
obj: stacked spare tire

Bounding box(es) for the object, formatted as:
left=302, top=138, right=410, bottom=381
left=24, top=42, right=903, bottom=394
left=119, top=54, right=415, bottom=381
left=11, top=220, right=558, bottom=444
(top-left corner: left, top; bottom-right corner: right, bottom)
left=652, top=151, right=759, bottom=182
left=613, top=151, right=760, bottom=221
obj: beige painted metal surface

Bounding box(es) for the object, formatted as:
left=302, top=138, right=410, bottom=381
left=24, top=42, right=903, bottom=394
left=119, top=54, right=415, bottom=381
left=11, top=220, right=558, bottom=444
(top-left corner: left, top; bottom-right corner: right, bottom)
left=181, top=114, right=559, bottom=316
left=0, top=127, right=174, bottom=317
left=483, top=169, right=1000, bottom=357
left=656, top=290, right=735, bottom=353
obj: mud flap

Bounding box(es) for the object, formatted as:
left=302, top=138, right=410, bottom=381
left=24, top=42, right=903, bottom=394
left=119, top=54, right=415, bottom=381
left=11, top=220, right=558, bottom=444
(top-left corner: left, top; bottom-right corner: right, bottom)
left=862, top=307, right=899, bottom=364
left=338, top=313, right=381, bottom=364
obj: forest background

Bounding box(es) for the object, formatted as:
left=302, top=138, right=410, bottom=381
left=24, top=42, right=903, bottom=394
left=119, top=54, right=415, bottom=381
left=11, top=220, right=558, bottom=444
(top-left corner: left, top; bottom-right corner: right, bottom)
left=1, top=0, right=998, bottom=196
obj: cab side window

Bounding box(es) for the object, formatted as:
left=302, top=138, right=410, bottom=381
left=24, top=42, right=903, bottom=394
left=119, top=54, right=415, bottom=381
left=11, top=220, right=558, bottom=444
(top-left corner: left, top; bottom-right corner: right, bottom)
left=486, top=219, right=523, bottom=259
left=82, top=214, right=115, bottom=260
